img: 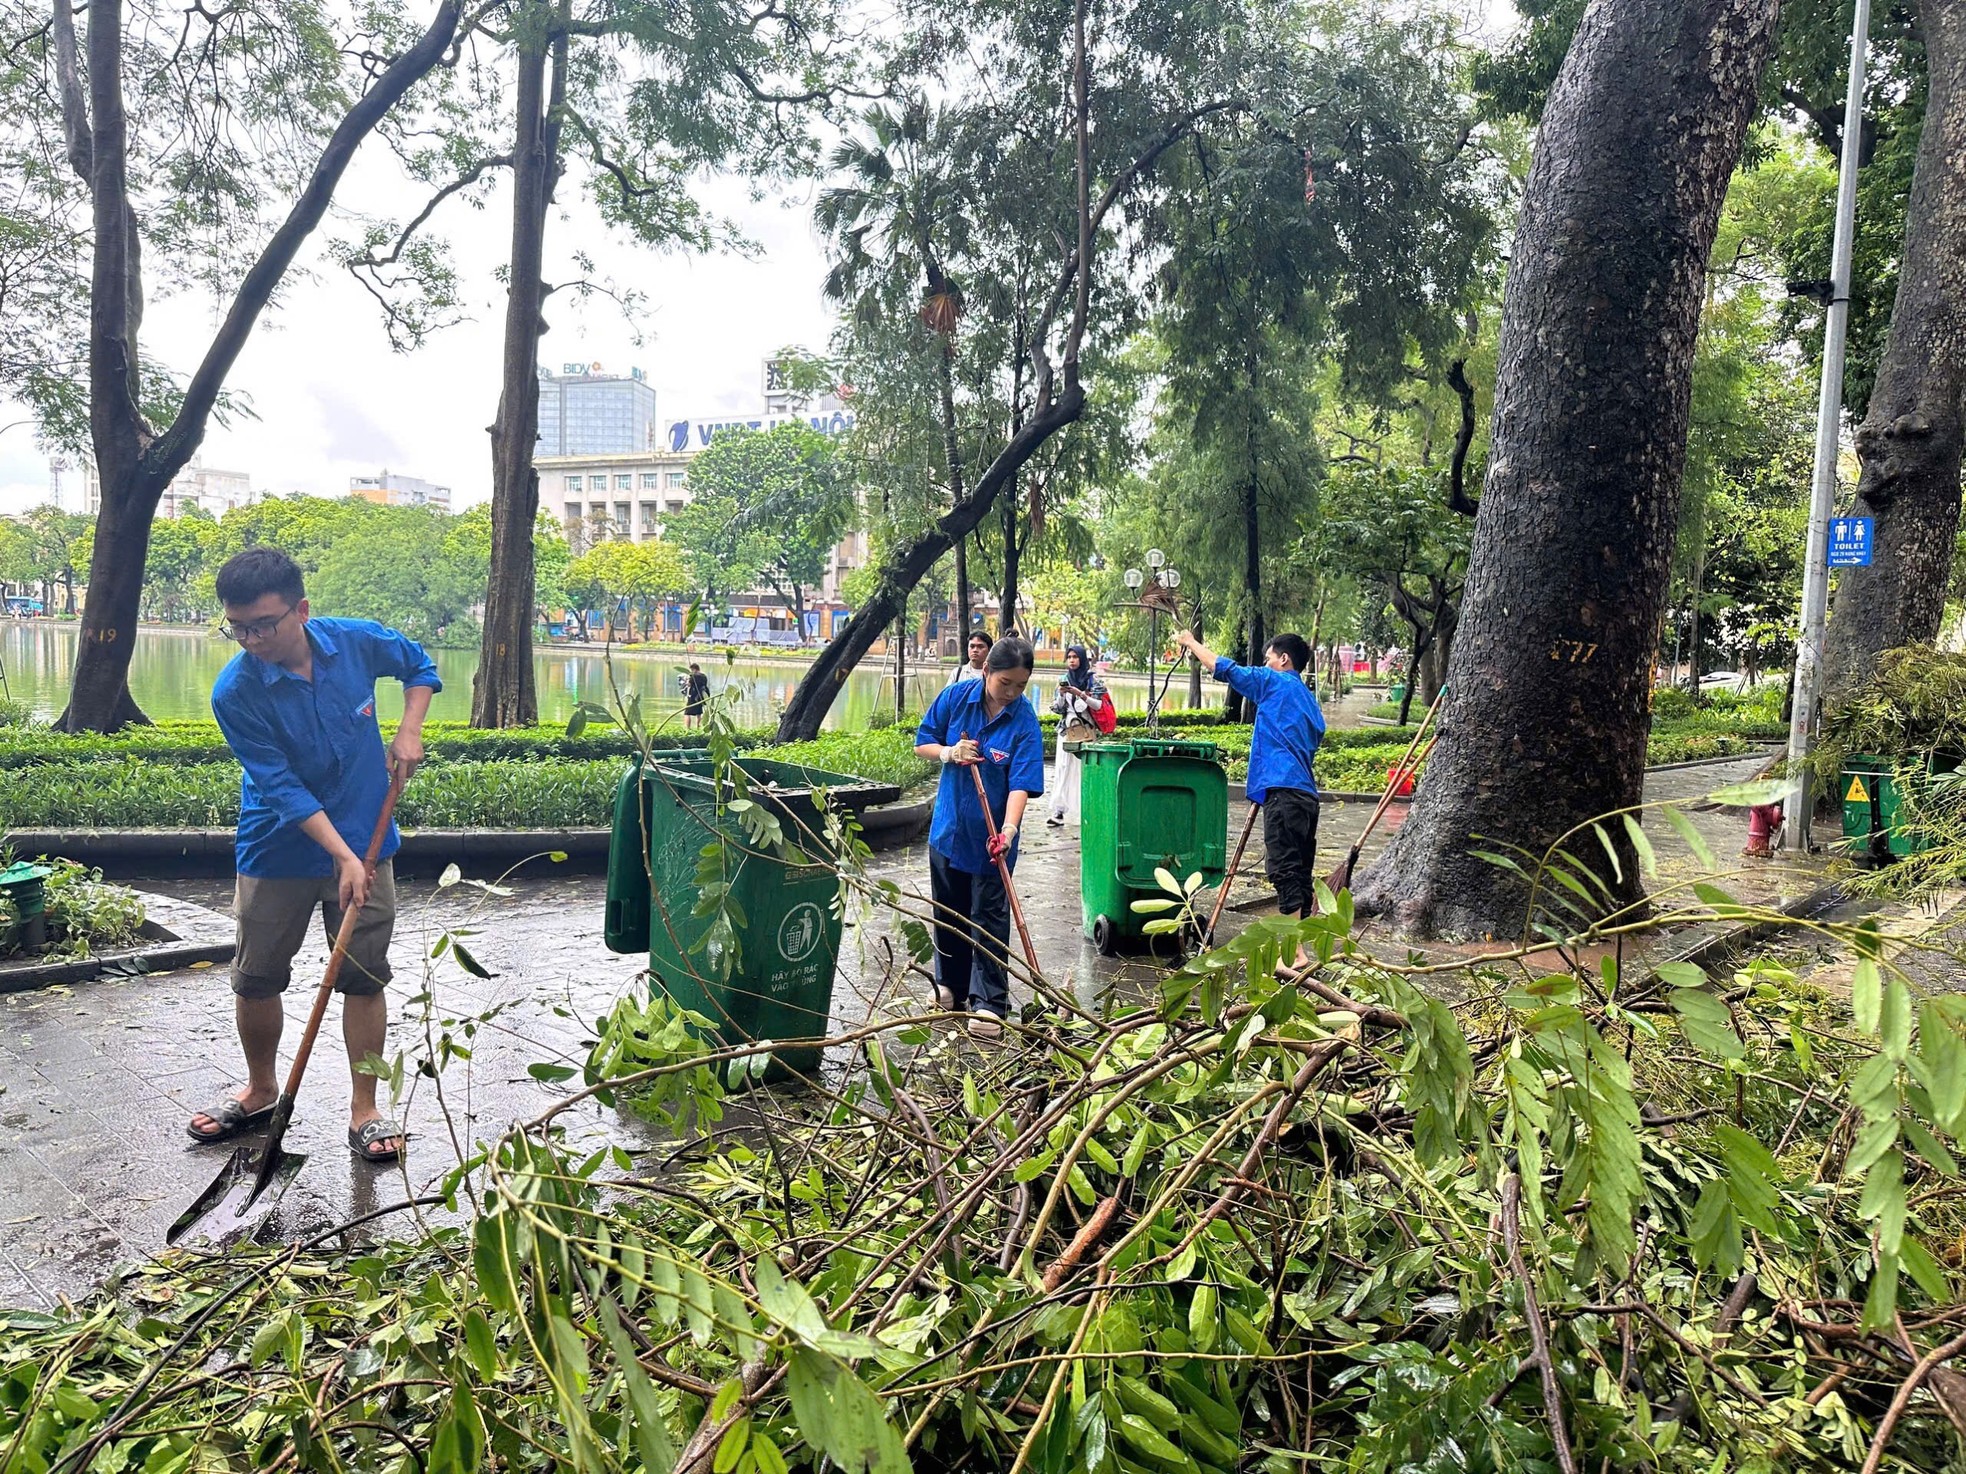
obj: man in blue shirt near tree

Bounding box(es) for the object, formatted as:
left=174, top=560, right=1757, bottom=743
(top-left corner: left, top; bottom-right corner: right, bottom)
left=1175, top=627, right=1324, bottom=964
left=186, top=546, right=439, bottom=1164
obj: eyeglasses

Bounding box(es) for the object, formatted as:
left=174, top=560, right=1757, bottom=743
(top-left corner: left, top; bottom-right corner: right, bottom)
left=221, top=607, right=295, bottom=644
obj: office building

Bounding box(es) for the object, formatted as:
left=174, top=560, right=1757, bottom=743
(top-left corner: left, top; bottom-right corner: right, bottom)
left=536, top=364, right=658, bottom=456
left=350, top=470, right=452, bottom=511
left=78, top=455, right=257, bottom=518
left=535, top=398, right=865, bottom=640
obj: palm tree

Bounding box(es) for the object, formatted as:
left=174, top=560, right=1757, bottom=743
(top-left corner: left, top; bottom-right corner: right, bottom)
left=816, top=100, right=976, bottom=653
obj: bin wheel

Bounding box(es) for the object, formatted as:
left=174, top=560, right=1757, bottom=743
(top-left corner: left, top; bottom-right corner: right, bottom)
left=1091, top=915, right=1117, bottom=956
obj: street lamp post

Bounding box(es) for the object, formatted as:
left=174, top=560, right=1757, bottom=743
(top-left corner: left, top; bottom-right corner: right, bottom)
left=1784, top=0, right=1872, bottom=851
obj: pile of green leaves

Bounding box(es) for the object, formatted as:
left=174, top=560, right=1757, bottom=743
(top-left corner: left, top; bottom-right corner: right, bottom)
left=1818, top=647, right=1966, bottom=784
left=0, top=855, right=147, bottom=961
left=4, top=847, right=1963, bottom=1474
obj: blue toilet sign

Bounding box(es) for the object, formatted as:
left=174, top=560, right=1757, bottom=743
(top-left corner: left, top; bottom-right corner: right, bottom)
left=1828, top=516, right=1874, bottom=567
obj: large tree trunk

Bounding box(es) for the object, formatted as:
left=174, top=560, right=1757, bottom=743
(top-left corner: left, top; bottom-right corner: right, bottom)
left=1351, top=0, right=1779, bottom=940
left=473, top=3, right=567, bottom=728
left=1821, top=3, right=1966, bottom=702
left=55, top=1, right=460, bottom=731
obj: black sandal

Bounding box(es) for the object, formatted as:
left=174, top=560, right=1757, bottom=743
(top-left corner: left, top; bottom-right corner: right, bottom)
left=348, top=1117, right=405, bottom=1164
left=186, top=1095, right=275, bottom=1144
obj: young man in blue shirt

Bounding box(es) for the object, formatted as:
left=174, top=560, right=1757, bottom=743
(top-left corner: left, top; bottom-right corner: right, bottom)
left=914, top=636, right=1045, bottom=1040
left=186, top=547, right=440, bottom=1164
left=1174, top=628, right=1325, bottom=955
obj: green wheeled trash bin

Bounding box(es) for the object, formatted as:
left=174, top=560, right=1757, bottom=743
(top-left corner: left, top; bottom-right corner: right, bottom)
left=1080, top=738, right=1229, bottom=955
left=1840, top=754, right=1932, bottom=865
left=604, top=755, right=900, bottom=1079
left=0, top=862, right=53, bottom=953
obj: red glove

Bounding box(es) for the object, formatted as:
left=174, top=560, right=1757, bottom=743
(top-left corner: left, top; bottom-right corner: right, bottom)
left=987, top=825, right=1016, bottom=860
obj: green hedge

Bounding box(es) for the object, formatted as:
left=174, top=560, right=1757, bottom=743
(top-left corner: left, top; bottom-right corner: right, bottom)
left=0, top=719, right=738, bottom=770
left=0, top=709, right=1772, bottom=830
left=0, top=758, right=628, bottom=830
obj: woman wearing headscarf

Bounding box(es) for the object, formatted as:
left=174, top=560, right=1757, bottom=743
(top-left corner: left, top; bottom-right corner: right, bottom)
left=1046, top=644, right=1107, bottom=827
left=913, top=636, right=1046, bottom=1040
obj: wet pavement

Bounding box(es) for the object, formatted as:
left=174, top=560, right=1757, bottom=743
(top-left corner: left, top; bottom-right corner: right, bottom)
left=0, top=751, right=1807, bottom=1307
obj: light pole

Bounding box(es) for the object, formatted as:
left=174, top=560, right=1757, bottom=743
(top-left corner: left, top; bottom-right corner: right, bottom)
left=1784, top=0, right=1872, bottom=851
left=1124, top=556, right=1182, bottom=729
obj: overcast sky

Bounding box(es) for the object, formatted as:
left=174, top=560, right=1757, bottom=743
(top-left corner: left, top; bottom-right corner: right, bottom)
left=0, top=1, right=1520, bottom=517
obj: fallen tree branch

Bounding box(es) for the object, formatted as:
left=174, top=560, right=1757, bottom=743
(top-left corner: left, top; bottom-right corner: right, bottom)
left=1041, top=1195, right=1121, bottom=1292
left=1862, top=1328, right=1966, bottom=1474
left=1499, top=1172, right=1578, bottom=1474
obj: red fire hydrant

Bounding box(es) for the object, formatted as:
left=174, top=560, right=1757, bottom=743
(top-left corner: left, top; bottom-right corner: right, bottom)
left=1743, top=802, right=1783, bottom=858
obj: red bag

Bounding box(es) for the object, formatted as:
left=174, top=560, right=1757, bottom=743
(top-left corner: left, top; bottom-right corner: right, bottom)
left=1091, top=690, right=1118, bottom=735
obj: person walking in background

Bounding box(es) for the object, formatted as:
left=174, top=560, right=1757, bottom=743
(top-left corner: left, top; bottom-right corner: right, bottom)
left=188, top=546, right=438, bottom=1165
left=1047, top=643, right=1109, bottom=826
left=946, top=630, right=990, bottom=686
left=682, top=663, right=710, bottom=728
left=914, top=636, right=1045, bottom=1041
left=1174, top=628, right=1325, bottom=965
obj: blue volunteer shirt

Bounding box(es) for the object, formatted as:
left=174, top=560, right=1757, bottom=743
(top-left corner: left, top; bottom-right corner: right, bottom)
left=916, top=678, right=1045, bottom=874
left=212, top=617, right=443, bottom=878
left=1213, top=657, right=1325, bottom=804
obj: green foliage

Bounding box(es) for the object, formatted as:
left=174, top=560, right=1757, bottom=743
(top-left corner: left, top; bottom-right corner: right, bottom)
left=7, top=847, right=1961, bottom=1472
left=564, top=540, right=691, bottom=641
left=1819, top=646, right=1966, bottom=781
left=759, top=728, right=937, bottom=794
left=0, top=855, right=148, bottom=961
left=669, top=425, right=855, bottom=630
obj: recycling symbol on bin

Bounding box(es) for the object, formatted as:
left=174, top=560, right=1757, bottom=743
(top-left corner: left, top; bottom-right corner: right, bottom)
left=777, top=902, right=825, bottom=963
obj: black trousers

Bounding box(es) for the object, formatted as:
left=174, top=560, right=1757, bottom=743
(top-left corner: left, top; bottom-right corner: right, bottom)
left=928, top=847, right=1012, bottom=1017
left=1262, top=787, right=1321, bottom=917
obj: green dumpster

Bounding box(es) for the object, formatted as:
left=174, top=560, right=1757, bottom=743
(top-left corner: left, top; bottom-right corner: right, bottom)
left=604, top=756, right=900, bottom=1079
left=1389, top=683, right=1406, bottom=704
left=1840, top=754, right=1932, bottom=865
left=1080, top=738, right=1229, bottom=954
left=0, top=862, right=53, bottom=953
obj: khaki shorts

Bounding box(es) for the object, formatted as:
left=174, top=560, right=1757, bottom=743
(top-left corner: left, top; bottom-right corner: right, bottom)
left=232, top=861, right=397, bottom=999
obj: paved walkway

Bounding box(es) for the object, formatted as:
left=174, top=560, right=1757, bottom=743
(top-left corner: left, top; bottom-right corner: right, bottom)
left=0, top=752, right=1810, bottom=1307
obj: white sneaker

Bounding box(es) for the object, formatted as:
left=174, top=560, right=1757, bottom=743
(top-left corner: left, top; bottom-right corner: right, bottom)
left=934, top=984, right=957, bottom=1011
left=966, top=1010, right=1005, bottom=1042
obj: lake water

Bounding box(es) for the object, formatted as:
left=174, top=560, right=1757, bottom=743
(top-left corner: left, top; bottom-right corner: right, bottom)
left=0, top=621, right=1167, bottom=731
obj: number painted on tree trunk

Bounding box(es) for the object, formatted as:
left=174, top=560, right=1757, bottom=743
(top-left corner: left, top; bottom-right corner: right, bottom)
left=1548, top=640, right=1597, bottom=664
left=84, top=626, right=119, bottom=643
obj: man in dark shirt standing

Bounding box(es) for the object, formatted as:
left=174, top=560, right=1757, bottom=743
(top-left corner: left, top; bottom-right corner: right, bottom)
left=683, top=662, right=711, bottom=728
left=186, top=547, right=440, bottom=1164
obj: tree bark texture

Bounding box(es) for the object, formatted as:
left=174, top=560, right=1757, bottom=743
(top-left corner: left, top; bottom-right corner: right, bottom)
left=56, top=1, right=461, bottom=731
left=473, top=4, right=566, bottom=728
left=1821, top=1, right=1966, bottom=702
left=1350, top=0, right=1779, bottom=939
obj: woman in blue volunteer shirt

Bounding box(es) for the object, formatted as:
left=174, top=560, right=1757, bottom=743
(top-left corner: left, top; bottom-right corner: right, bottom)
left=914, top=636, right=1045, bottom=1040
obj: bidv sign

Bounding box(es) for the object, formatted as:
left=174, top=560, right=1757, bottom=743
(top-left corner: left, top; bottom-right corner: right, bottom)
left=667, top=410, right=856, bottom=453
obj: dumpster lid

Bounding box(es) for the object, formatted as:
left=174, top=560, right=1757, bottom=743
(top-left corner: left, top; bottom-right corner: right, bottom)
left=1101, top=737, right=1220, bottom=761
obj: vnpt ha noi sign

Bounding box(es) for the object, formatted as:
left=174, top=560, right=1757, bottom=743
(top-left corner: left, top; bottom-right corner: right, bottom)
left=666, top=410, right=857, bottom=452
